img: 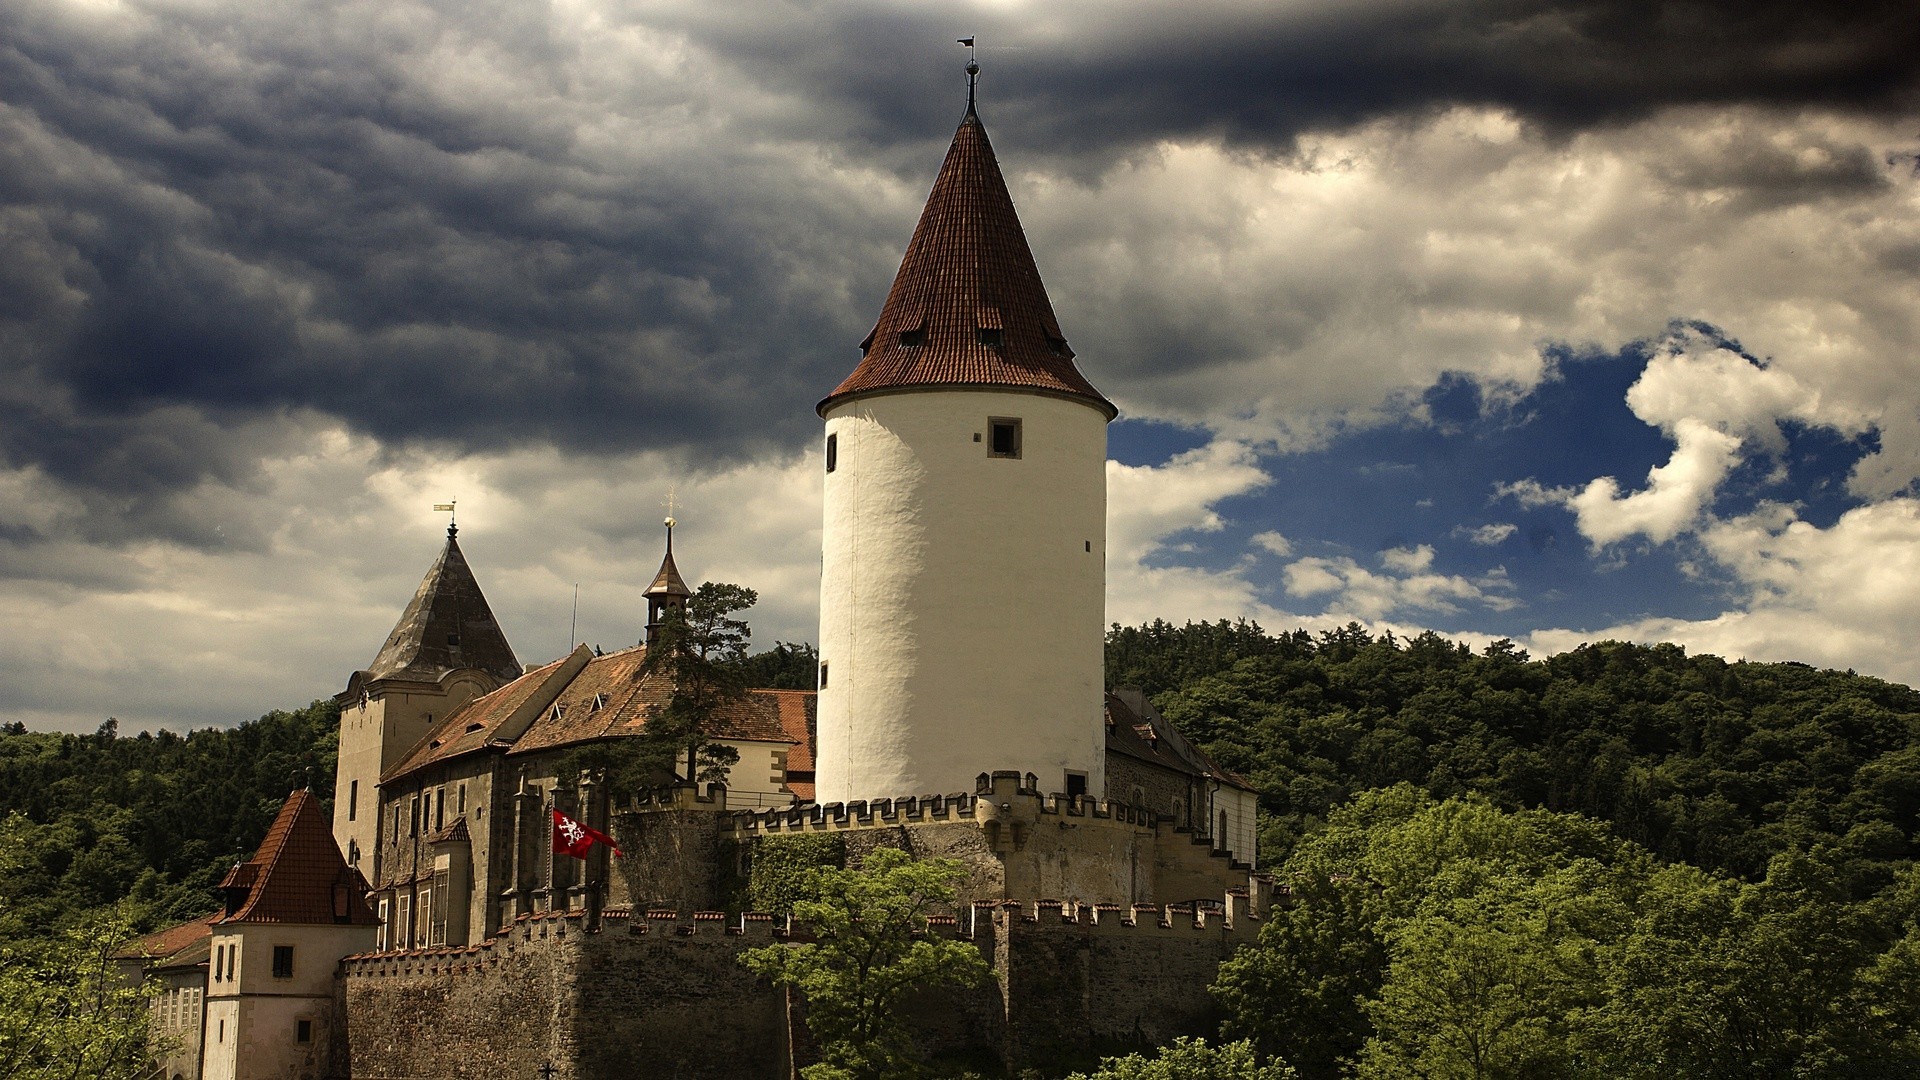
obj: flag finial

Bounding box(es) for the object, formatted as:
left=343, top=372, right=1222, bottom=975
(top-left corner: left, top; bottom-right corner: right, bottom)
left=959, top=37, right=978, bottom=114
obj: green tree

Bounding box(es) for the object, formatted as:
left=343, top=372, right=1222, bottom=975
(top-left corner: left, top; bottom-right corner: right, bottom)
left=740, top=848, right=989, bottom=1080
left=1065, top=1037, right=1296, bottom=1080
left=746, top=833, right=846, bottom=916
left=0, top=911, right=159, bottom=1079
left=734, top=640, right=821, bottom=690
left=638, top=581, right=757, bottom=785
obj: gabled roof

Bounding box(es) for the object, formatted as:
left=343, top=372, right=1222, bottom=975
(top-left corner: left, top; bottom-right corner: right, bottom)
left=215, top=789, right=379, bottom=926
left=363, top=525, right=522, bottom=685
left=820, top=108, right=1114, bottom=419
left=1106, top=690, right=1256, bottom=792
left=383, top=645, right=806, bottom=783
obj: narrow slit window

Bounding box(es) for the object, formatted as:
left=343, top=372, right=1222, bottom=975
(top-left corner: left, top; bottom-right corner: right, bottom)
left=825, top=433, right=837, bottom=473
left=819, top=662, right=829, bottom=688
left=988, top=418, right=1022, bottom=459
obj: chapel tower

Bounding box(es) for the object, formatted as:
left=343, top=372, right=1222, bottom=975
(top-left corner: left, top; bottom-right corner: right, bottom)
left=332, top=524, right=521, bottom=877
left=814, top=74, right=1115, bottom=804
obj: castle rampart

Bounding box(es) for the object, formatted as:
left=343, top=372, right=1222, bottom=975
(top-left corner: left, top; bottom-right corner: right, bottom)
left=342, top=890, right=1263, bottom=1079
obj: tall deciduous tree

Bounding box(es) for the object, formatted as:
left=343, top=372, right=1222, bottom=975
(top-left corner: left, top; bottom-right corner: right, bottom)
left=0, top=912, right=158, bottom=1079
left=740, top=848, right=988, bottom=1080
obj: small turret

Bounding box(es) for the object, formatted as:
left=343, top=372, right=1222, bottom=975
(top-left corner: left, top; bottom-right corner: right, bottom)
left=643, top=517, right=693, bottom=645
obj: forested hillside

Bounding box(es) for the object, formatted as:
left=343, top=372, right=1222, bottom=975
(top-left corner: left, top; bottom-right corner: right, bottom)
left=1108, top=620, right=1920, bottom=1076
left=0, top=702, right=340, bottom=938
left=6, top=624, right=1920, bottom=1074
left=1110, top=620, right=1920, bottom=888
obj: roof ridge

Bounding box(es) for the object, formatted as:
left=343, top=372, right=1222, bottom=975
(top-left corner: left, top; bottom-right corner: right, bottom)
left=226, top=789, right=305, bottom=922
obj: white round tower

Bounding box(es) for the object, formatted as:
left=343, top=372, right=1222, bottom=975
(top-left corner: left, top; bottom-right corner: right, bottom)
left=814, top=100, right=1115, bottom=805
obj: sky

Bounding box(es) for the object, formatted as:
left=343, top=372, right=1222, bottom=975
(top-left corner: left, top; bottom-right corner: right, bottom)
left=2, top=0, right=1918, bottom=733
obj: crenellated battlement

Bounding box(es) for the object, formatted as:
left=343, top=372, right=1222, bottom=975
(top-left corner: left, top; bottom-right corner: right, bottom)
left=722, top=768, right=1166, bottom=842
left=342, top=885, right=1262, bottom=987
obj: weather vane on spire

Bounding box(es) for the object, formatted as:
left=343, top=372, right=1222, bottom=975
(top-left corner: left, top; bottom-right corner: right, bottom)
left=434, top=499, right=457, bottom=536
left=662, top=489, right=679, bottom=550
left=958, top=37, right=979, bottom=111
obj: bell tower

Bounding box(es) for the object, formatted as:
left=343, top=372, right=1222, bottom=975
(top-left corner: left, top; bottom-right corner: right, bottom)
left=813, top=72, right=1114, bottom=805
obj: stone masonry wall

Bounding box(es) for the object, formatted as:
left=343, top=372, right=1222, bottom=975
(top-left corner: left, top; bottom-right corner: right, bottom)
left=342, top=896, right=1263, bottom=1078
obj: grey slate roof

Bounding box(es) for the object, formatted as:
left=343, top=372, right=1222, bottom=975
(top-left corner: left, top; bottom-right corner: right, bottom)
left=365, top=525, right=522, bottom=685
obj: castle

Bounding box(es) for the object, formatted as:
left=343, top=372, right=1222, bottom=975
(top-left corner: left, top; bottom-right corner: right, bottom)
left=118, top=77, right=1274, bottom=1080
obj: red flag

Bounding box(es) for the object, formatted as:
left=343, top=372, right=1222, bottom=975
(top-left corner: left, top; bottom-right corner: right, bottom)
left=551, top=809, right=622, bottom=859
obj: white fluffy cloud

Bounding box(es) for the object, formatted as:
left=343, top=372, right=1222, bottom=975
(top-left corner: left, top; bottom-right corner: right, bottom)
left=1283, top=547, right=1518, bottom=622
left=1527, top=498, right=1920, bottom=683
left=1503, top=328, right=1882, bottom=549
left=1026, top=108, right=1917, bottom=460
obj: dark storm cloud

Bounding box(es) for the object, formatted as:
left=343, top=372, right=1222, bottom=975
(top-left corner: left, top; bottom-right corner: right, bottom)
left=0, top=0, right=902, bottom=527
left=1, top=0, right=1913, bottom=552
left=659, top=0, right=1919, bottom=155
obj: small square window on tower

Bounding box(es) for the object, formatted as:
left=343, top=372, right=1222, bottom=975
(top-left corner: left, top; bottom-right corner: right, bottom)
left=988, top=418, right=1022, bottom=459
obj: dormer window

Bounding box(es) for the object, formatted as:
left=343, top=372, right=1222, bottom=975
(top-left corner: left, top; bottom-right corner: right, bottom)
left=977, top=305, right=1002, bottom=348
left=897, top=309, right=927, bottom=347
left=591, top=693, right=607, bottom=711
left=550, top=703, right=566, bottom=721
left=1046, top=335, right=1070, bottom=357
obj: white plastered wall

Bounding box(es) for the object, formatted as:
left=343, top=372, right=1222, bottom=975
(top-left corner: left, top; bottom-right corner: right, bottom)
left=202, top=923, right=372, bottom=1080
left=816, top=389, right=1108, bottom=804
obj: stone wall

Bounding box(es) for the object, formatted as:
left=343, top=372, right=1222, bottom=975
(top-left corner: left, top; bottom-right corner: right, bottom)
left=728, top=771, right=1254, bottom=906
left=342, top=895, right=1264, bottom=1078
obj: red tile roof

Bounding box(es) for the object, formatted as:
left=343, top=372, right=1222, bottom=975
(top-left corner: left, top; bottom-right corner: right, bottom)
left=763, top=689, right=816, bottom=799
left=115, top=913, right=216, bottom=963
left=216, top=789, right=380, bottom=926
left=384, top=646, right=803, bottom=782
left=821, top=110, right=1115, bottom=419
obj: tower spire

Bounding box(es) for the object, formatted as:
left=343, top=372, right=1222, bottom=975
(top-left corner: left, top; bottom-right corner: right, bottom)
left=819, top=79, right=1113, bottom=420
left=643, top=513, right=693, bottom=646
left=363, top=525, right=520, bottom=685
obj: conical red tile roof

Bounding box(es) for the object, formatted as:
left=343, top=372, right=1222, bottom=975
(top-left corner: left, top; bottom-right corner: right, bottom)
left=820, top=109, right=1114, bottom=419
left=216, top=789, right=378, bottom=926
